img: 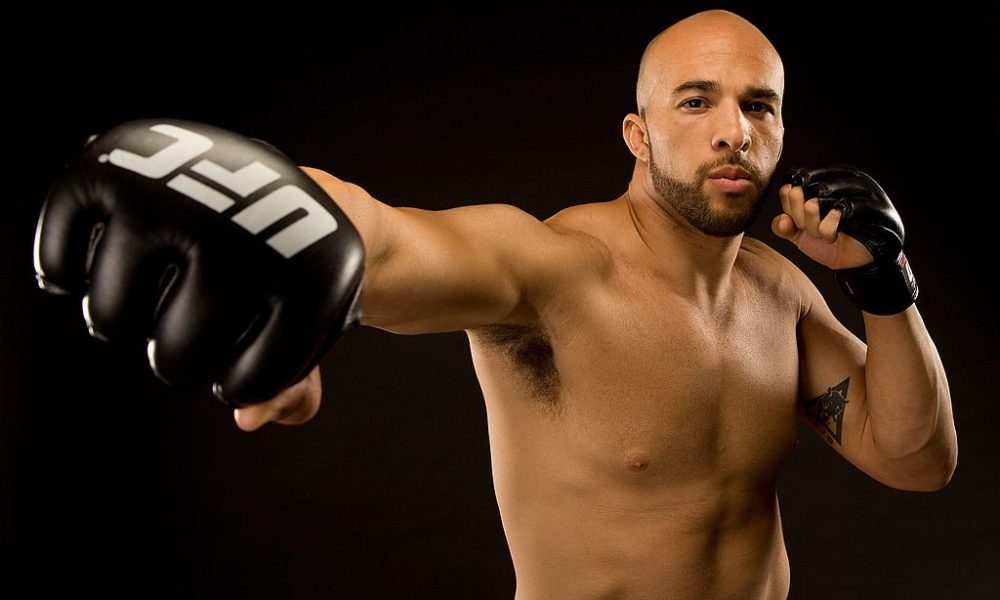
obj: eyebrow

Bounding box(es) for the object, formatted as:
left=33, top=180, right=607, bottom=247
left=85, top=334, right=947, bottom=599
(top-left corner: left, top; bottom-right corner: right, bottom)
left=744, top=85, right=782, bottom=103
left=672, top=80, right=781, bottom=103
left=672, top=80, right=721, bottom=95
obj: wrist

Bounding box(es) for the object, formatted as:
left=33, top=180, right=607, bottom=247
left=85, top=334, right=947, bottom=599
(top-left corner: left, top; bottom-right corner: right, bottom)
left=836, top=250, right=918, bottom=315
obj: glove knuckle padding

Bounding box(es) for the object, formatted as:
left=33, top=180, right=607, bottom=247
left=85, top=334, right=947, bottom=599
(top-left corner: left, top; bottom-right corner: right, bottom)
left=84, top=220, right=177, bottom=340
left=218, top=299, right=326, bottom=402
left=34, top=177, right=104, bottom=294
left=150, top=259, right=264, bottom=388
left=34, top=119, right=365, bottom=404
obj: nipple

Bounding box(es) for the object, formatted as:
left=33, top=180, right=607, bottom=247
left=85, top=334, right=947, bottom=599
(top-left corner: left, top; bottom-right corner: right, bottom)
left=625, top=452, right=650, bottom=472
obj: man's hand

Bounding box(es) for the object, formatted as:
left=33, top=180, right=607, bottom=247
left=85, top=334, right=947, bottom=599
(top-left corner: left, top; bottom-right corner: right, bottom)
left=771, top=184, right=873, bottom=269
left=771, top=166, right=918, bottom=315
left=234, top=366, right=323, bottom=431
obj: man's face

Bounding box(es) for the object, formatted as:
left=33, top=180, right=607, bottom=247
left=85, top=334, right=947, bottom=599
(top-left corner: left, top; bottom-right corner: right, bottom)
left=639, top=22, right=785, bottom=236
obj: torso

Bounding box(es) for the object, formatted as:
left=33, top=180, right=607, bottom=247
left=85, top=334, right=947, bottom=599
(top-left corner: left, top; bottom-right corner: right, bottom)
left=468, top=199, right=804, bottom=600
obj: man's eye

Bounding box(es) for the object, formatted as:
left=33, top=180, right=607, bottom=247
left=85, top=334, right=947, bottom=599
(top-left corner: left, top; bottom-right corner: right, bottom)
left=746, top=101, right=773, bottom=114
left=682, top=98, right=706, bottom=109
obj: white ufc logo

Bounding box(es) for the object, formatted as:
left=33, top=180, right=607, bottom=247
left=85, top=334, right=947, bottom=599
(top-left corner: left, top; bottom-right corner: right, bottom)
left=100, top=123, right=338, bottom=258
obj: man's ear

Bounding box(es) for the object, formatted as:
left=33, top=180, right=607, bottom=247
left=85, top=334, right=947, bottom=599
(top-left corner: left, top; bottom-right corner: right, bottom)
left=623, top=113, right=649, bottom=162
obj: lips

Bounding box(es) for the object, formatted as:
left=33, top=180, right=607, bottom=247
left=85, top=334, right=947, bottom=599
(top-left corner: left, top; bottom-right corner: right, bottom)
left=707, top=166, right=752, bottom=181
left=706, top=166, right=756, bottom=194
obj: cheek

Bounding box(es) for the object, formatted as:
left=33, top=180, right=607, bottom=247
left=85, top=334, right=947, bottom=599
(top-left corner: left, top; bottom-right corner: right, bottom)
left=660, top=120, right=702, bottom=150
left=755, top=126, right=784, bottom=166
left=654, top=126, right=700, bottom=171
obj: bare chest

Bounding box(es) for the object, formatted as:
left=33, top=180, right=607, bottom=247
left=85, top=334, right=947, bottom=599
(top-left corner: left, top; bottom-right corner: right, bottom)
left=570, top=283, right=799, bottom=477
left=471, top=270, right=802, bottom=484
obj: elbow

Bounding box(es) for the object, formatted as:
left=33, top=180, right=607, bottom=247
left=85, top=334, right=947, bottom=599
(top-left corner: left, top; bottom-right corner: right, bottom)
left=879, top=443, right=958, bottom=493
left=934, top=442, right=959, bottom=490
left=888, top=466, right=954, bottom=493
left=926, top=446, right=959, bottom=491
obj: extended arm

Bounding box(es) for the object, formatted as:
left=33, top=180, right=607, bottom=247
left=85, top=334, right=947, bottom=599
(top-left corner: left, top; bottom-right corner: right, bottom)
left=236, top=167, right=604, bottom=429
left=29, top=120, right=595, bottom=427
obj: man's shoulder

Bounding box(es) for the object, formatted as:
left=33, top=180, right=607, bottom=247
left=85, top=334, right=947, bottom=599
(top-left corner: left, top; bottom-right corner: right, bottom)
left=738, top=236, right=813, bottom=315
left=544, top=199, right=619, bottom=235
left=738, top=236, right=793, bottom=269
left=540, top=200, right=619, bottom=265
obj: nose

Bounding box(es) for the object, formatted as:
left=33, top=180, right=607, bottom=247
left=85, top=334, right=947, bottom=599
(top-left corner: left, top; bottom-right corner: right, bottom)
left=711, top=101, right=751, bottom=154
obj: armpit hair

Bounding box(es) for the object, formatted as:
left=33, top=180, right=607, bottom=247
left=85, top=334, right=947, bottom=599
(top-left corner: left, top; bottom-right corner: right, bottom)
left=474, top=323, right=561, bottom=404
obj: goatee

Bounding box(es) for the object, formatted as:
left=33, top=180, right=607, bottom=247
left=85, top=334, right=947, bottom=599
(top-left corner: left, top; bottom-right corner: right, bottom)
left=649, top=151, right=767, bottom=237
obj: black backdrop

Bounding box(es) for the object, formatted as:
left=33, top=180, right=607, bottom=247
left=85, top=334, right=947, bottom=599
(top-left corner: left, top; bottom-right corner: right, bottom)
left=3, top=3, right=997, bottom=598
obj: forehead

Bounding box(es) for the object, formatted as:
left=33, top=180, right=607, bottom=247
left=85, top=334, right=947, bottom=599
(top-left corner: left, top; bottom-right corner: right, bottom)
left=655, top=31, right=784, bottom=96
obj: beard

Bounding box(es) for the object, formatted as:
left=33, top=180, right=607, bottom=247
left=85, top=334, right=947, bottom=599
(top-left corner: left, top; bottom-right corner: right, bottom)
left=649, top=150, right=767, bottom=237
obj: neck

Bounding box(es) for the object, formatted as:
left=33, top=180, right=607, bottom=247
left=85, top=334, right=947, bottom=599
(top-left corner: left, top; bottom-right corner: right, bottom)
left=622, top=176, right=743, bottom=304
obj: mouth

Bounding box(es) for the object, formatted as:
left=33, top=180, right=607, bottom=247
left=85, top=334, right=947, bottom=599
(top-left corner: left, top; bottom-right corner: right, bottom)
left=706, top=166, right=755, bottom=194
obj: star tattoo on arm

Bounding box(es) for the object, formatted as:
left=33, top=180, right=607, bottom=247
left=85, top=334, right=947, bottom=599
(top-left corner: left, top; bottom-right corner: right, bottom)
left=799, top=378, right=850, bottom=446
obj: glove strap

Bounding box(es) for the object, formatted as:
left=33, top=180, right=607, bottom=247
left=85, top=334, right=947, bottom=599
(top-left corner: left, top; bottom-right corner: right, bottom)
left=836, top=251, right=918, bottom=315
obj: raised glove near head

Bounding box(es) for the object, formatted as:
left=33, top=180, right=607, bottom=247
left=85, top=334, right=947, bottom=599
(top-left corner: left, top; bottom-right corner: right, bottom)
left=783, top=165, right=917, bottom=315
left=34, top=119, right=365, bottom=405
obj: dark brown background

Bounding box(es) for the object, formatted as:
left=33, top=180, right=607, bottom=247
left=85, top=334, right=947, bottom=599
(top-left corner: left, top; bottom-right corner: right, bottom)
left=3, top=3, right=997, bottom=598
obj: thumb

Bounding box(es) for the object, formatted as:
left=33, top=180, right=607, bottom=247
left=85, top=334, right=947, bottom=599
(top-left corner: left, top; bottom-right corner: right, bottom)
left=234, top=404, right=273, bottom=432
left=233, top=366, right=323, bottom=431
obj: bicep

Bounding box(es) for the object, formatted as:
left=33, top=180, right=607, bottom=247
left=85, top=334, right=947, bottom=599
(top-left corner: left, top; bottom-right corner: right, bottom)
left=797, top=278, right=883, bottom=479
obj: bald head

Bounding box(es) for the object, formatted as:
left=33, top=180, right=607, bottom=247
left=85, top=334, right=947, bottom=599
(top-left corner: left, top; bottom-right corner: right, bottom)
left=636, top=10, right=783, bottom=115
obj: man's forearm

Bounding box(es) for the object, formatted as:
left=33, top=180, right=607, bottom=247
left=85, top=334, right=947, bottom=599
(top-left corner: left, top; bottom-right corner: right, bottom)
left=862, top=305, right=957, bottom=488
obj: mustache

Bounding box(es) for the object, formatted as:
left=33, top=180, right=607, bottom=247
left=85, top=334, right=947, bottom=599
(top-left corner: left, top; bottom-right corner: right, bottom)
left=696, top=157, right=765, bottom=188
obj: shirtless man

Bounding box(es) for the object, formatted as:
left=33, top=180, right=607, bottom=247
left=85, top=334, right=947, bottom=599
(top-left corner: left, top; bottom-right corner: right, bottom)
left=34, top=9, right=956, bottom=600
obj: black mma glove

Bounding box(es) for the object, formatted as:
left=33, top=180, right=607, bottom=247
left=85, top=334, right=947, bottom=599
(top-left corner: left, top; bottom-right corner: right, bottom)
left=782, top=165, right=918, bottom=315
left=33, top=119, right=365, bottom=405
